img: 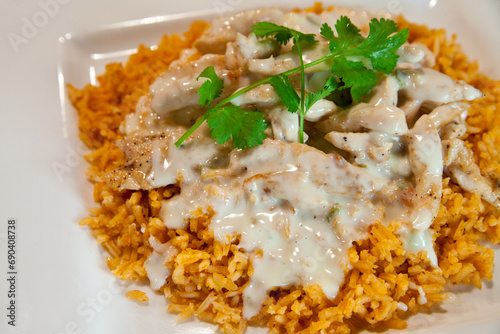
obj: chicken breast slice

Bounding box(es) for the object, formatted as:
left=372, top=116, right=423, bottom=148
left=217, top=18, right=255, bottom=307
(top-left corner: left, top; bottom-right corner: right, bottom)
left=150, top=54, right=246, bottom=115
left=317, top=103, right=408, bottom=136
left=228, top=139, right=385, bottom=196
left=406, top=114, right=443, bottom=231
left=398, top=68, right=483, bottom=121
left=442, top=138, right=500, bottom=208
left=195, top=8, right=285, bottom=54
left=96, top=132, right=227, bottom=190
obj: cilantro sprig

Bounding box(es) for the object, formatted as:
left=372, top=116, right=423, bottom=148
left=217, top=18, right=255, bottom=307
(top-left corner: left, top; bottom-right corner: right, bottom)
left=207, top=105, right=267, bottom=149
left=175, top=16, right=408, bottom=149
left=321, top=17, right=408, bottom=100
left=252, top=22, right=320, bottom=143
left=268, top=74, right=339, bottom=142
left=175, top=66, right=267, bottom=149
left=197, top=66, right=223, bottom=107
left=249, top=21, right=317, bottom=46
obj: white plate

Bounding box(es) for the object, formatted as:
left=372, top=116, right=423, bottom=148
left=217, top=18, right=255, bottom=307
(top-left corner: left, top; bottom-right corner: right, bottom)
left=1, top=1, right=500, bottom=333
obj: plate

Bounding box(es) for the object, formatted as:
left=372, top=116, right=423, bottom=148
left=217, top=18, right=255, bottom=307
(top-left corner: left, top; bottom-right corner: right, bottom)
left=1, top=1, right=500, bottom=333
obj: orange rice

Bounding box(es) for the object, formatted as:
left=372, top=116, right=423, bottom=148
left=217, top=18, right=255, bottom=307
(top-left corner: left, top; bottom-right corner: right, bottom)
left=68, top=4, right=500, bottom=334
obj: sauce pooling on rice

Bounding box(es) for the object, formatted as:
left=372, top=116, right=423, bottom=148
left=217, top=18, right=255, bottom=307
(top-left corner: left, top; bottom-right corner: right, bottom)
left=93, top=7, right=497, bottom=319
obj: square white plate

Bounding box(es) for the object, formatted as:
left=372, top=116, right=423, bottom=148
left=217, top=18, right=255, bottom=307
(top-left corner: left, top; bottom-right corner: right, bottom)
left=1, top=1, right=499, bottom=333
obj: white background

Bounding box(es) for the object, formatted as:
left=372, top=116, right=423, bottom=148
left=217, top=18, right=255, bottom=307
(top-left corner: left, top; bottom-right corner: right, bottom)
left=1, top=1, right=500, bottom=334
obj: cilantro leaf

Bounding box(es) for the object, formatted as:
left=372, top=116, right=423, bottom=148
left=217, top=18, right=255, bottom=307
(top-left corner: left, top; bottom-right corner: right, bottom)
left=206, top=105, right=267, bottom=149
left=197, top=66, right=224, bottom=107
left=304, top=76, right=340, bottom=111
left=321, top=16, right=407, bottom=100
left=321, top=19, right=363, bottom=53
left=322, top=17, right=408, bottom=74
left=269, top=74, right=300, bottom=113
left=319, top=22, right=335, bottom=42
left=251, top=21, right=317, bottom=46
left=356, top=18, right=409, bottom=73
left=331, top=57, right=377, bottom=102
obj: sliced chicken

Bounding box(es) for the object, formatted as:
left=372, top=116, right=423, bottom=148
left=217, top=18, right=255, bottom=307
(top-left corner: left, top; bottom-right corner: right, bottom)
left=426, top=102, right=469, bottom=129
left=150, top=53, right=265, bottom=116
left=362, top=74, right=400, bottom=106
left=225, top=33, right=280, bottom=70
left=398, top=68, right=483, bottom=122
left=122, top=95, right=205, bottom=136
left=231, top=84, right=281, bottom=108
left=406, top=114, right=443, bottom=230
left=442, top=138, right=500, bottom=208
left=228, top=139, right=386, bottom=197
left=439, top=120, right=467, bottom=140
left=230, top=83, right=337, bottom=122
left=399, top=68, right=482, bottom=104
left=305, top=98, right=338, bottom=122
left=96, top=132, right=227, bottom=190
left=93, top=133, right=173, bottom=190
left=316, top=103, right=408, bottom=136
left=195, top=8, right=285, bottom=54
left=150, top=54, right=228, bottom=114
left=248, top=43, right=330, bottom=76
left=266, top=106, right=304, bottom=143
left=425, top=102, right=469, bottom=140
left=325, top=132, right=392, bottom=164
left=396, top=42, right=436, bottom=69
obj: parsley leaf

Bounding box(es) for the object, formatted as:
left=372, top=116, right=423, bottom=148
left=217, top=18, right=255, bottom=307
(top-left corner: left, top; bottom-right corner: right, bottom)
left=197, top=66, right=224, bottom=107
left=251, top=22, right=317, bottom=46
left=206, top=105, right=267, bottom=149
left=269, top=74, right=300, bottom=113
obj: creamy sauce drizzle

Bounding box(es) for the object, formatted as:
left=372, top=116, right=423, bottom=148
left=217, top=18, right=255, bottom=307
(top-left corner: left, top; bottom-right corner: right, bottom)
left=144, top=236, right=179, bottom=290
left=154, top=139, right=389, bottom=317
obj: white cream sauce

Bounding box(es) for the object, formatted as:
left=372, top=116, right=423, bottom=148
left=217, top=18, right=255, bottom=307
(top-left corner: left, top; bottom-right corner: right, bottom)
left=112, top=7, right=486, bottom=319
left=144, top=237, right=178, bottom=290
left=398, top=227, right=438, bottom=267
left=399, top=68, right=483, bottom=104
left=154, top=139, right=388, bottom=317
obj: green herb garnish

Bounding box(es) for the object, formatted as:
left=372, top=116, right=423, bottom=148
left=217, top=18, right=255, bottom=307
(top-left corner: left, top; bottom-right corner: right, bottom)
left=206, top=105, right=267, bottom=149
left=196, top=66, right=223, bottom=107
left=321, top=17, right=408, bottom=100
left=174, top=65, right=267, bottom=149
left=175, top=16, right=408, bottom=149
left=327, top=204, right=342, bottom=222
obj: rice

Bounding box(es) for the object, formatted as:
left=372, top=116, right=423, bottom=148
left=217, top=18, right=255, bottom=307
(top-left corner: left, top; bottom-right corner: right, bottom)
left=68, top=4, right=500, bottom=334
left=126, top=290, right=150, bottom=302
